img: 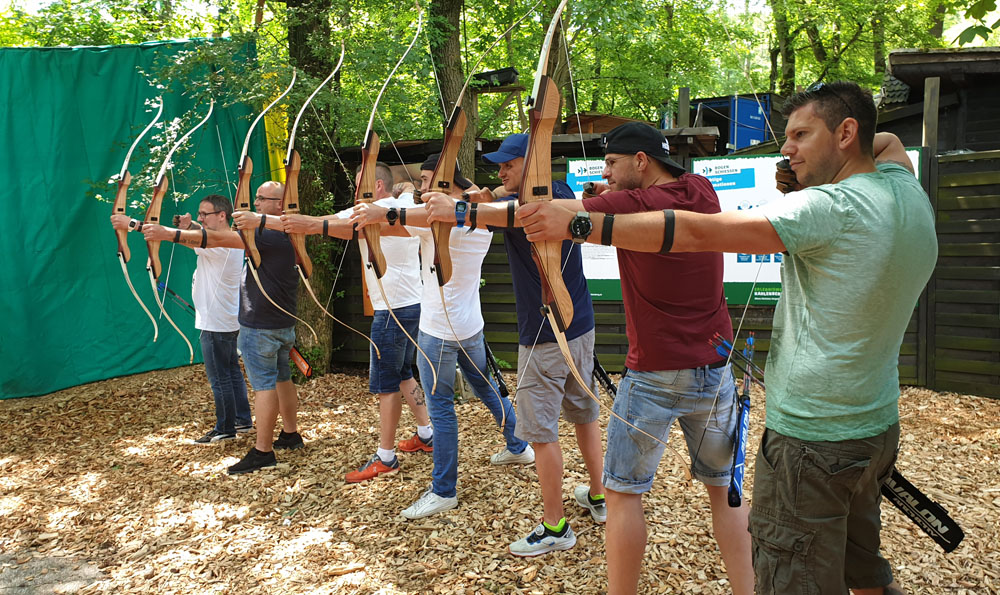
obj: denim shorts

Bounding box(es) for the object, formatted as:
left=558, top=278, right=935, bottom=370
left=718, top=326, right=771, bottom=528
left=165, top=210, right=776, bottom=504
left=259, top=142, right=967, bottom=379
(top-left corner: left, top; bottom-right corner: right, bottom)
left=369, top=304, right=420, bottom=394
left=603, top=365, right=738, bottom=493
left=237, top=325, right=295, bottom=391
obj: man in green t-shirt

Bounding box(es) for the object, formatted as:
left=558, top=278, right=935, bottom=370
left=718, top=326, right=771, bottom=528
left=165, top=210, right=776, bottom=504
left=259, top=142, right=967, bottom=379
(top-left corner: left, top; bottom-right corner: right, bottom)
left=516, top=81, right=937, bottom=595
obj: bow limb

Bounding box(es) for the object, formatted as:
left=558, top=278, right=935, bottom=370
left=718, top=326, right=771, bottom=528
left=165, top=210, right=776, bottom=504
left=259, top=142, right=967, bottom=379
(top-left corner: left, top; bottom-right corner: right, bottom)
left=143, top=99, right=216, bottom=365
left=281, top=45, right=381, bottom=356
left=113, top=100, right=164, bottom=341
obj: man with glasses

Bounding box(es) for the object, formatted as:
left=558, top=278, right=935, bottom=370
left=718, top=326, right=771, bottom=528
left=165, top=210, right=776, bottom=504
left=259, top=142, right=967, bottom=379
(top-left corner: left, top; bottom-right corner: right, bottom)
left=518, top=81, right=934, bottom=595
left=111, top=193, right=252, bottom=444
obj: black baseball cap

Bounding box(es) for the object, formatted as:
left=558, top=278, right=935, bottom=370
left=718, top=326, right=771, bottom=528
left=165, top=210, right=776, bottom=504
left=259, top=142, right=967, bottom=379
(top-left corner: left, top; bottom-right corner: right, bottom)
left=602, top=122, right=685, bottom=177
left=420, top=153, right=474, bottom=190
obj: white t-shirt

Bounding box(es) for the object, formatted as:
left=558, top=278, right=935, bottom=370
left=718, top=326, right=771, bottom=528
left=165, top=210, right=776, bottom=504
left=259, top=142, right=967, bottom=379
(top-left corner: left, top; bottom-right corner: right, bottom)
left=403, top=203, right=493, bottom=341
left=192, top=246, right=243, bottom=332
left=336, top=194, right=422, bottom=310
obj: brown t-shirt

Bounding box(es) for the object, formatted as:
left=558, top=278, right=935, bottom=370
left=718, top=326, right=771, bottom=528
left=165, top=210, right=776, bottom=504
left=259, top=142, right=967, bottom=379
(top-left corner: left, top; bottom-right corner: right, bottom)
left=583, top=174, right=733, bottom=371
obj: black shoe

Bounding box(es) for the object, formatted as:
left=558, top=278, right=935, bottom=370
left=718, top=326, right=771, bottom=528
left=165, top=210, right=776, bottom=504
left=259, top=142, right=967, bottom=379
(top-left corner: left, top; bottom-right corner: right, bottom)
left=227, top=448, right=277, bottom=475
left=194, top=429, right=236, bottom=445
left=273, top=430, right=304, bottom=450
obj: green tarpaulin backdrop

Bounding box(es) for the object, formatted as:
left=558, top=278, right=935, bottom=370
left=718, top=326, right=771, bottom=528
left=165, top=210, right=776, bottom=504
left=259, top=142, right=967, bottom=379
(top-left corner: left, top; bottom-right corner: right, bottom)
left=0, top=40, right=268, bottom=399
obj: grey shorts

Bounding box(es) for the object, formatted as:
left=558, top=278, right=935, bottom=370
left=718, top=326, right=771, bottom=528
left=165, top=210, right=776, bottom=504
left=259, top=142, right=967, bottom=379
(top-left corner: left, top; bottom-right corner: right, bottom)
left=749, top=424, right=900, bottom=594
left=513, top=329, right=600, bottom=443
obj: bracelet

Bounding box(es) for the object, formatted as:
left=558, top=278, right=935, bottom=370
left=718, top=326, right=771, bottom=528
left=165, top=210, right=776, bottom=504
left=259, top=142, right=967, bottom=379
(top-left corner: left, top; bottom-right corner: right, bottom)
left=173, top=229, right=181, bottom=243
left=469, top=203, right=478, bottom=230
left=601, top=213, right=615, bottom=246
left=258, top=214, right=267, bottom=234
left=660, top=209, right=675, bottom=254
left=507, top=200, right=515, bottom=228
left=400, top=208, right=406, bottom=226
left=323, top=219, right=329, bottom=237
left=200, top=228, right=208, bottom=249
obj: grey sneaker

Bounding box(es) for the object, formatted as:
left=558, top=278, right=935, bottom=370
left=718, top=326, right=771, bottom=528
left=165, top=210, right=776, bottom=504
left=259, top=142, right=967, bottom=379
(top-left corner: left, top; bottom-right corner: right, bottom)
left=574, top=485, right=607, bottom=523
left=509, top=522, right=577, bottom=557
left=193, top=429, right=236, bottom=445
left=401, top=488, right=458, bottom=520
left=490, top=444, right=535, bottom=465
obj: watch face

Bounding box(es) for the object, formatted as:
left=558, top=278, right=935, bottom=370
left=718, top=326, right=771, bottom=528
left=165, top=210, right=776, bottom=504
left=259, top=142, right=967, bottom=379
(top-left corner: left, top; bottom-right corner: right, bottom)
left=456, top=202, right=468, bottom=213
left=570, top=215, right=592, bottom=238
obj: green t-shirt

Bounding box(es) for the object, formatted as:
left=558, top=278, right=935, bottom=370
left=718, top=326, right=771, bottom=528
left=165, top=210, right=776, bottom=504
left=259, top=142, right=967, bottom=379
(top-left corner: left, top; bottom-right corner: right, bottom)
left=760, top=162, right=937, bottom=441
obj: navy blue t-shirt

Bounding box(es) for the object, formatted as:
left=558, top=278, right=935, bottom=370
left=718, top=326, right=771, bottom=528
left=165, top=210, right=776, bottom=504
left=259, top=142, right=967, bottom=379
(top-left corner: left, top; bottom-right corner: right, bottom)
left=493, top=180, right=595, bottom=345
left=239, top=228, right=299, bottom=329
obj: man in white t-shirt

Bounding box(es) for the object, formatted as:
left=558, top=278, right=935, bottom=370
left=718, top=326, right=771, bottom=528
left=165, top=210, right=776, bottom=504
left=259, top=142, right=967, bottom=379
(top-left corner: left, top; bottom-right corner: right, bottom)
left=112, top=194, right=251, bottom=443
left=280, top=162, right=433, bottom=482
left=351, top=153, right=533, bottom=521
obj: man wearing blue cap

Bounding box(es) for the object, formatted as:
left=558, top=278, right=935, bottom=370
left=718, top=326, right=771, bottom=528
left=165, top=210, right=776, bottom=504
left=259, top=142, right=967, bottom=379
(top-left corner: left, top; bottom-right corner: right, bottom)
left=423, top=133, right=607, bottom=558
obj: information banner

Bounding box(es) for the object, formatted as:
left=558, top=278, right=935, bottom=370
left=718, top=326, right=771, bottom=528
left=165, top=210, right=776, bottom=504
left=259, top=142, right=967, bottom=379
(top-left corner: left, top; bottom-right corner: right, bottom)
left=567, top=157, right=621, bottom=300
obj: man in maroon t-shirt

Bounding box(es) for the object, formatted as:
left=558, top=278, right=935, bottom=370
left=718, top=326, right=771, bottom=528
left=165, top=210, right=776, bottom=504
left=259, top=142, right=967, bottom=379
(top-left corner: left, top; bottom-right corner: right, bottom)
left=519, top=122, right=753, bottom=595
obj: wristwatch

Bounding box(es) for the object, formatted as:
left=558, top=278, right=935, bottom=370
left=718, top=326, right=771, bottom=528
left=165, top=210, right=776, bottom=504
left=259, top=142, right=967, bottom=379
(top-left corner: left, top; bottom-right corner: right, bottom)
left=386, top=207, right=399, bottom=226
left=455, top=201, right=469, bottom=228
left=569, top=211, right=593, bottom=244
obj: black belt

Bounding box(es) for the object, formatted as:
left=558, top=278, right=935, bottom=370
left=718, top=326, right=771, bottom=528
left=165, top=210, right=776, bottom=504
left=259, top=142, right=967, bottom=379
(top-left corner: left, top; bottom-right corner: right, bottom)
left=704, top=359, right=728, bottom=370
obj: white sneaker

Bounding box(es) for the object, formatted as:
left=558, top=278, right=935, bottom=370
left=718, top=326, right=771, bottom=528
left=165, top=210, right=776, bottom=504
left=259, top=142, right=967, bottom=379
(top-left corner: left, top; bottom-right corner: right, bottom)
left=574, top=485, right=607, bottom=523
left=401, top=488, right=458, bottom=520
left=490, top=444, right=535, bottom=465
left=509, top=522, right=577, bottom=557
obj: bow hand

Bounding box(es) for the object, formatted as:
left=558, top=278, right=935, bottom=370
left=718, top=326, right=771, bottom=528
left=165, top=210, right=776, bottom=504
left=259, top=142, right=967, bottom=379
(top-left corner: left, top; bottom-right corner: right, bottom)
left=351, top=203, right=388, bottom=227
left=280, top=213, right=323, bottom=235
left=232, top=210, right=261, bottom=231
left=518, top=202, right=574, bottom=242
left=424, top=192, right=458, bottom=223
left=110, top=214, right=131, bottom=231
left=141, top=224, right=173, bottom=242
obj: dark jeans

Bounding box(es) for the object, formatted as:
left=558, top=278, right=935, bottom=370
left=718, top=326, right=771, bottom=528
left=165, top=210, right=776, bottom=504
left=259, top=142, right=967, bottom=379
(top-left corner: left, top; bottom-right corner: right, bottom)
left=200, top=330, right=252, bottom=433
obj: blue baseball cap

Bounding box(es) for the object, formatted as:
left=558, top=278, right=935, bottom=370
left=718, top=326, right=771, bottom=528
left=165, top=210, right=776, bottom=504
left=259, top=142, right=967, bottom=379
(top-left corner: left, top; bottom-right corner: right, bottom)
left=482, top=134, right=529, bottom=164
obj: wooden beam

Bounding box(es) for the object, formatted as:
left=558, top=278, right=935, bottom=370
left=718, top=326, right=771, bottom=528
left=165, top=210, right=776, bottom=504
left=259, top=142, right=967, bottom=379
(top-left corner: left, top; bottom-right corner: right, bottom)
left=677, top=87, right=690, bottom=128
left=922, top=76, right=940, bottom=154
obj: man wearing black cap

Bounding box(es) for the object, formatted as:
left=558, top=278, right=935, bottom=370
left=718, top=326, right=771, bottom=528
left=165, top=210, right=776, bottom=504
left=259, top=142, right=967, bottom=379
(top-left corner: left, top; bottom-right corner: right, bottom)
left=421, top=133, right=607, bottom=557
left=501, top=122, right=753, bottom=594
left=352, top=153, right=533, bottom=521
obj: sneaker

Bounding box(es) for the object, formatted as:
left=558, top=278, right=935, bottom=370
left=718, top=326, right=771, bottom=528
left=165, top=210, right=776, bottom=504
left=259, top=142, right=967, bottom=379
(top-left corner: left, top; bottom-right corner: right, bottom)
left=345, top=454, right=400, bottom=483
left=235, top=424, right=254, bottom=434
left=574, top=486, right=607, bottom=523
left=272, top=430, right=304, bottom=450
left=509, top=522, right=577, bottom=557
left=401, top=488, right=458, bottom=520
left=398, top=433, right=433, bottom=453
left=193, top=429, right=236, bottom=444
left=227, top=447, right=277, bottom=475
left=490, top=444, right=535, bottom=465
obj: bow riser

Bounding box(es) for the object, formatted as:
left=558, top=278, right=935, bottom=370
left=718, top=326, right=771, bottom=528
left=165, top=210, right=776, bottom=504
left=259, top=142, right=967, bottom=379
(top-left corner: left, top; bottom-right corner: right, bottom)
left=357, top=129, right=388, bottom=278
left=425, top=107, right=468, bottom=286
left=519, top=74, right=574, bottom=330
left=235, top=154, right=262, bottom=269
left=282, top=150, right=313, bottom=279
left=113, top=171, right=133, bottom=261
left=144, top=175, right=170, bottom=280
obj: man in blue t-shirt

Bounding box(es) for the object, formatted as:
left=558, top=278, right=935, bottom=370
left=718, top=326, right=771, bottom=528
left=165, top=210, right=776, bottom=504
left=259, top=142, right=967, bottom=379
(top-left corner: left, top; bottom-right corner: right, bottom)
left=423, top=133, right=606, bottom=557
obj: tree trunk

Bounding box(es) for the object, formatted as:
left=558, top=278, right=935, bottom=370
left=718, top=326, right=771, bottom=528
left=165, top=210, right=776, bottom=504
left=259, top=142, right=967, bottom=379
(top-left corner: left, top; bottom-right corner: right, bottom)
left=872, top=4, right=886, bottom=76
left=285, top=0, right=338, bottom=360
left=429, top=0, right=476, bottom=178
left=928, top=2, right=947, bottom=39
left=769, top=0, right=796, bottom=96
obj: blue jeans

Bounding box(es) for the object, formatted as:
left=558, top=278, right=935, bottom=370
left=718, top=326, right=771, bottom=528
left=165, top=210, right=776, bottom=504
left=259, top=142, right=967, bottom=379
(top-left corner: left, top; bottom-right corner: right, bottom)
left=416, top=330, right=528, bottom=498
left=200, top=330, right=252, bottom=433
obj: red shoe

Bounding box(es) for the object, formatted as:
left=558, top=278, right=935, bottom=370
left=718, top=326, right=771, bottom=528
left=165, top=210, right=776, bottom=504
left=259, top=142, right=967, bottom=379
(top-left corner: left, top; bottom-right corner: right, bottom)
left=398, top=433, right=433, bottom=453
left=345, top=454, right=399, bottom=483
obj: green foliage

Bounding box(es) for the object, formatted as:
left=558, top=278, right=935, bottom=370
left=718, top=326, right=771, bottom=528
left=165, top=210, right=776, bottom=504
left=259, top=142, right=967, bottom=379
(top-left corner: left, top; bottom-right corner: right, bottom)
left=956, top=0, right=1000, bottom=44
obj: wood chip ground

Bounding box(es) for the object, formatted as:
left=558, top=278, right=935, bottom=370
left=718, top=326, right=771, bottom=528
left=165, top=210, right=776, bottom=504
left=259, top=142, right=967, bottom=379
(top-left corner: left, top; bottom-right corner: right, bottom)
left=1, top=366, right=997, bottom=593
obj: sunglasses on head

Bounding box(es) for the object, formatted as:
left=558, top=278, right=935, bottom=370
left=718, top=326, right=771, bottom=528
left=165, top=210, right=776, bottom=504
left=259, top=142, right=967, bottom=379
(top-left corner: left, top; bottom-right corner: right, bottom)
left=806, top=81, right=853, bottom=119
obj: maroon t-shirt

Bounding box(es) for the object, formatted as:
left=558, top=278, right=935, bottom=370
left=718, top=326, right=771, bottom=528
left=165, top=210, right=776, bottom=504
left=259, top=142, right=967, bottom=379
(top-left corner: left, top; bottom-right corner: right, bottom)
left=583, top=174, right=733, bottom=371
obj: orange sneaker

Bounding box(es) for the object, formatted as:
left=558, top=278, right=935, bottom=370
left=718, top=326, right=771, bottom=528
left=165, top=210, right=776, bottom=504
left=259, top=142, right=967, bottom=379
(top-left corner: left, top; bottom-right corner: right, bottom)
left=398, top=433, right=433, bottom=453
left=345, top=454, right=399, bottom=483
